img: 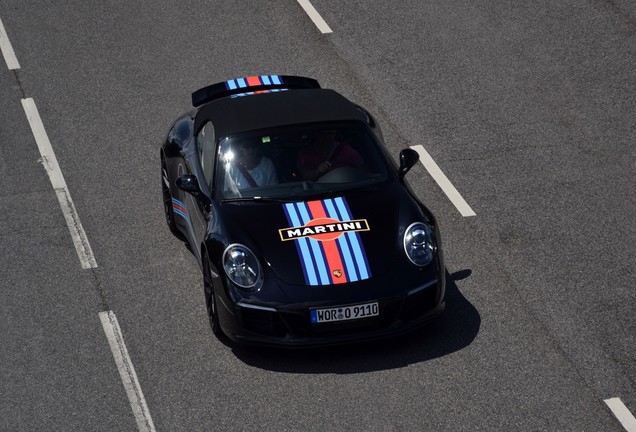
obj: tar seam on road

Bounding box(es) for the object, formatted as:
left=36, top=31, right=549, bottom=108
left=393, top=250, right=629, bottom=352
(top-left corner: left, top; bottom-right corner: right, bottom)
left=605, top=398, right=636, bottom=432
left=21, top=98, right=98, bottom=269
left=297, top=0, right=333, bottom=33
left=100, top=311, right=156, bottom=432
left=0, top=16, right=20, bottom=69
left=410, top=145, right=477, bottom=217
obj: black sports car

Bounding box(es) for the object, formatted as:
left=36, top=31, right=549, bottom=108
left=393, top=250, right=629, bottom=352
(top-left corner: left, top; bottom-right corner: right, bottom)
left=161, top=75, right=445, bottom=347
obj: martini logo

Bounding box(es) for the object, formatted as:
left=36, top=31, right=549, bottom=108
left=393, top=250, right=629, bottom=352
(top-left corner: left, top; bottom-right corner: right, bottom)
left=279, top=218, right=369, bottom=241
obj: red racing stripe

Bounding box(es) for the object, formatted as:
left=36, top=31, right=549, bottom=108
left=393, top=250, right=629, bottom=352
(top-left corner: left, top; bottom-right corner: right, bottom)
left=307, top=200, right=348, bottom=284
left=172, top=203, right=187, bottom=214
left=246, top=76, right=261, bottom=87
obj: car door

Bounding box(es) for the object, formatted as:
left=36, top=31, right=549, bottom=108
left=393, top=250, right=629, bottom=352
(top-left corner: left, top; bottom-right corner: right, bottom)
left=182, top=120, right=217, bottom=260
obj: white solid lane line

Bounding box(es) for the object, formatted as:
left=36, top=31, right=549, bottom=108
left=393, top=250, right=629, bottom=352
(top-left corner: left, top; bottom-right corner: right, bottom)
left=0, top=16, right=20, bottom=69
left=605, top=398, right=636, bottom=432
left=297, top=0, right=333, bottom=34
left=410, top=145, right=476, bottom=217
left=21, top=98, right=98, bottom=269
left=100, top=311, right=156, bottom=432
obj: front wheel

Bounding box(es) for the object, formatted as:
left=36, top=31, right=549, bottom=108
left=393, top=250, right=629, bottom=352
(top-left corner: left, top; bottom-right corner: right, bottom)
left=203, top=257, right=222, bottom=337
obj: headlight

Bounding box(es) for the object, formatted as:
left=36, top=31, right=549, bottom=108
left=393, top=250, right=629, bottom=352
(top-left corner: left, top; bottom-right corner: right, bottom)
left=403, top=222, right=434, bottom=267
left=222, top=244, right=263, bottom=289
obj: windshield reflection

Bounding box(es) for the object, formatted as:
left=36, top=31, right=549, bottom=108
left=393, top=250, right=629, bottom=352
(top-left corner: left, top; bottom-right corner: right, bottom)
left=215, top=122, right=390, bottom=200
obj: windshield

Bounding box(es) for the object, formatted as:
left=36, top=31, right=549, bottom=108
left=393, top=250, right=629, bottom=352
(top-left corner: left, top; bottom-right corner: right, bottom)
left=214, top=122, right=391, bottom=201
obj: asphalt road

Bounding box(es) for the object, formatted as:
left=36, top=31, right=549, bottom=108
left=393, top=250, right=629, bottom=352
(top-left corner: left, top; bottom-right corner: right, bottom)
left=1, top=1, right=634, bottom=431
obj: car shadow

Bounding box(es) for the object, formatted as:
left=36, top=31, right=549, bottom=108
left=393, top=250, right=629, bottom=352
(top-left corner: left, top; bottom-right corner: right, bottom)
left=231, top=269, right=480, bottom=373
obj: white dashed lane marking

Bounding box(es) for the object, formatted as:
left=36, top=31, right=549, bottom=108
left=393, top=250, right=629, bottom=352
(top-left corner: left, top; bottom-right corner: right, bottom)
left=21, top=98, right=98, bottom=268
left=0, top=16, right=20, bottom=69
left=297, top=0, right=333, bottom=34
left=100, top=311, right=156, bottom=432
left=410, top=144, right=476, bottom=217
left=605, top=398, right=636, bottom=432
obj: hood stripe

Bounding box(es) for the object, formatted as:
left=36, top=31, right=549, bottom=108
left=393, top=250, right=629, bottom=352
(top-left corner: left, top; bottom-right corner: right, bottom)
left=283, top=197, right=371, bottom=286
left=296, top=202, right=332, bottom=285
left=307, top=200, right=347, bottom=284
left=323, top=199, right=358, bottom=282
left=334, top=197, right=371, bottom=280
left=283, top=204, right=318, bottom=285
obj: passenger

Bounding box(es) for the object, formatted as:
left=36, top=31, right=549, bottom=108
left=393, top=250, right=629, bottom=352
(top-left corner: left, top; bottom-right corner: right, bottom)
left=297, top=129, right=365, bottom=180
left=226, top=139, right=278, bottom=189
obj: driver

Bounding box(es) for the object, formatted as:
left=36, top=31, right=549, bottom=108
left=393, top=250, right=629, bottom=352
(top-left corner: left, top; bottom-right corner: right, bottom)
left=297, top=129, right=365, bottom=180
left=226, top=139, right=278, bottom=189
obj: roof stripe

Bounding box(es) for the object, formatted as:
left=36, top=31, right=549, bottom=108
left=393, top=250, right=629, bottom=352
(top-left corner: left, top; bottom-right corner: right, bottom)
left=246, top=76, right=260, bottom=86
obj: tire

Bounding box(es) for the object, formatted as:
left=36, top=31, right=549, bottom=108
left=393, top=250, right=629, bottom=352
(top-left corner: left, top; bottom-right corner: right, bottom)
left=203, top=257, right=223, bottom=337
left=161, top=156, right=187, bottom=241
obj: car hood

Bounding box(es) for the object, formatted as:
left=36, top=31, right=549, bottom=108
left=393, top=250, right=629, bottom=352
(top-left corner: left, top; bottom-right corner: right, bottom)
left=220, top=186, right=423, bottom=287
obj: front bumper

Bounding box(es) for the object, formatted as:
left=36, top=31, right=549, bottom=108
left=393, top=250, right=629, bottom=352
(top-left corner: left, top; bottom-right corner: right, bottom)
left=219, top=278, right=445, bottom=347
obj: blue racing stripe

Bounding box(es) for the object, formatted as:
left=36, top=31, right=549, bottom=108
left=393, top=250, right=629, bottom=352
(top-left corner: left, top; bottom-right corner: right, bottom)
left=171, top=197, right=185, bottom=207
left=345, top=232, right=369, bottom=279
left=284, top=204, right=318, bottom=285
left=323, top=198, right=358, bottom=282
left=226, top=75, right=283, bottom=91
left=337, top=197, right=372, bottom=276
left=334, top=197, right=370, bottom=280
left=335, top=234, right=357, bottom=282
left=339, top=236, right=359, bottom=280
left=171, top=198, right=188, bottom=219
left=172, top=208, right=187, bottom=220
left=332, top=198, right=368, bottom=280
left=295, top=202, right=330, bottom=285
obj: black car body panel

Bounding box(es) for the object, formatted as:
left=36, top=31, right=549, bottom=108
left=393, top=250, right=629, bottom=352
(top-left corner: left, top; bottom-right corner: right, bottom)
left=161, top=75, right=445, bottom=347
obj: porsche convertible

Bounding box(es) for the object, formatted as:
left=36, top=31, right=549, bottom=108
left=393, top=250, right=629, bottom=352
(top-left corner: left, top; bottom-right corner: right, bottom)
left=161, top=75, right=445, bottom=346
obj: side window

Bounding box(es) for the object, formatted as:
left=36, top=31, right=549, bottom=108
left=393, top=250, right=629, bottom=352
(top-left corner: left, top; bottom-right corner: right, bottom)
left=197, top=121, right=216, bottom=187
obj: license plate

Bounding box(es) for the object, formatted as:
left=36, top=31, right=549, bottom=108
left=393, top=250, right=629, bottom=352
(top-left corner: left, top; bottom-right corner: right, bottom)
left=310, top=302, right=379, bottom=324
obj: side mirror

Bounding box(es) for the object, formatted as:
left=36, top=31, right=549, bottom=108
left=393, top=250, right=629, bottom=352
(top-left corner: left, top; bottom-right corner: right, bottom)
left=398, top=148, right=419, bottom=180
left=176, top=174, right=202, bottom=194
left=176, top=174, right=212, bottom=211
